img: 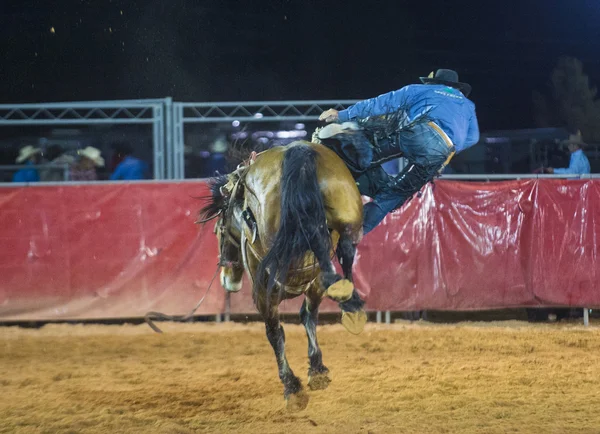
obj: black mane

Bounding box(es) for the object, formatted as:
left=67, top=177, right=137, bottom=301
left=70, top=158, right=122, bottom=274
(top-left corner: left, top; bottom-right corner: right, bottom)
left=197, top=174, right=229, bottom=224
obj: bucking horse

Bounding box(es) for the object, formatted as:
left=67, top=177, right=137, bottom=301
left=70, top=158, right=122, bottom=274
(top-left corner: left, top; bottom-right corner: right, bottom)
left=199, top=140, right=367, bottom=410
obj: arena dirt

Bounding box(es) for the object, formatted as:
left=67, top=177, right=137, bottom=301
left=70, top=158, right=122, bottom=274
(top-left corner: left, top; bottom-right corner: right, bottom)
left=2, top=320, right=600, bottom=433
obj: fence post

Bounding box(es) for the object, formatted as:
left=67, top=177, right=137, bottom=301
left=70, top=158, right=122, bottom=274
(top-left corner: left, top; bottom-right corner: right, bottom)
left=224, top=292, right=231, bottom=322
left=164, top=97, right=174, bottom=179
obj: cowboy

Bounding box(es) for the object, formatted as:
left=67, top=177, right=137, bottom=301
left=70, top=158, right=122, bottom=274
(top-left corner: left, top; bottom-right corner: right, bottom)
left=110, top=142, right=148, bottom=180
left=318, top=69, right=480, bottom=234
left=71, top=146, right=105, bottom=181
left=40, top=144, right=76, bottom=182
left=544, top=131, right=590, bottom=175
left=12, top=145, right=42, bottom=183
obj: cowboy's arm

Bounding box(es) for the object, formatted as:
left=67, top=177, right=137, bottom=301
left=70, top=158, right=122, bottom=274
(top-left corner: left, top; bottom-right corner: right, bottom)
left=338, top=87, right=411, bottom=122
left=554, top=153, right=586, bottom=174
left=464, top=112, right=480, bottom=148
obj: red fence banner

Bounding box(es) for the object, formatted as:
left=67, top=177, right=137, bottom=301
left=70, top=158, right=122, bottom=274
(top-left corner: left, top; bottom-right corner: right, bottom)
left=0, top=179, right=599, bottom=321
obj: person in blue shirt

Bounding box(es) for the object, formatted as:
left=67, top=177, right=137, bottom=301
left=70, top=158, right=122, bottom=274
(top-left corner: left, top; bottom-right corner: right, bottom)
left=109, top=143, right=149, bottom=180
left=12, top=145, right=42, bottom=183
left=545, top=131, right=590, bottom=175
left=318, top=69, right=480, bottom=234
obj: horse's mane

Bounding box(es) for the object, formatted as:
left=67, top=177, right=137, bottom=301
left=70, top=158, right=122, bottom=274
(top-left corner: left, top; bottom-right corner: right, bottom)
left=196, top=133, right=270, bottom=224
left=196, top=174, right=229, bottom=224
left=197, top=126, right=325, bottom=224
left=226, top=139, right=270, bottom=168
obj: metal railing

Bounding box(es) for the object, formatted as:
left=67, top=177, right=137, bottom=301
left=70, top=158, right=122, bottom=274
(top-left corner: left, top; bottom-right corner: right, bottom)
left=441, top=173, right=600, bottom=180
left=4, top=97, right=595, bottom=183
left=172, top=99, right=361, bottom=179
left=0, top=99, right=168, bottom=180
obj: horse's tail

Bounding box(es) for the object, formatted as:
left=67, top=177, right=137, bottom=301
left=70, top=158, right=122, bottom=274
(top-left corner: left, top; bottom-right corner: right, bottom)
left=255, top=143, right=332, bottom=300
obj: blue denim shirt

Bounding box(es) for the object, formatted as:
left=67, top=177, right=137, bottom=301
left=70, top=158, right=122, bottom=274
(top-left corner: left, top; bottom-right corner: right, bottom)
left=338, top=84, right=480, bottom=153
left=554, top=149, right=590, bottom=175
left=12, top=161, right=40, bottom=183
left=110, top=156, right=148, bottom=180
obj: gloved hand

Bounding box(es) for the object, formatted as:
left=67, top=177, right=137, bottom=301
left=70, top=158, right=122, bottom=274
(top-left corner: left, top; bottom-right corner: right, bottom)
left=319, top=109, right=339, bottom=123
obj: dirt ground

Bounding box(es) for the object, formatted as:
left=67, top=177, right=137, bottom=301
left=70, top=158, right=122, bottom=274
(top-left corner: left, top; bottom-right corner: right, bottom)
left=2, top=320, right=600, bottom=434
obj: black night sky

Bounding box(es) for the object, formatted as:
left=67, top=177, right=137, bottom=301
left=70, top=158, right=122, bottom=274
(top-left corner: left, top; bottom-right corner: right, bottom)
left=2, top=0, right=600, bottom=131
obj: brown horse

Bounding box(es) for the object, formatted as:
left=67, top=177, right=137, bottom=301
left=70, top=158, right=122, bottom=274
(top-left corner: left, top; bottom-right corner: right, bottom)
left=200, top=140, right=367, bottom=410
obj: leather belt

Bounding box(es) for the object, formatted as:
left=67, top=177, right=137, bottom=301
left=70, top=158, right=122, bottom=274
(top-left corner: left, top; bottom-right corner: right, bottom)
left=427, top=121, right=456, bottom=171
left=428, top=121, right=454, bottom=149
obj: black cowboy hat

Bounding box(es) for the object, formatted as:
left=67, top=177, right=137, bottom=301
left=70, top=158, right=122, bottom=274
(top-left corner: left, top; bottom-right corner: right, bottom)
left=420, top=69, right=472, bottom=97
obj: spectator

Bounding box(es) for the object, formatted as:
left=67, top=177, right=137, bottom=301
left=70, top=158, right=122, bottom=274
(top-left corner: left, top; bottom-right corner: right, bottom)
left=528, top=130, right=591, bottom=323
left=109, top=143, right=148, bottom=180
left=545, top=131, right=590, bottom=175
left=206, top=136, right=229, bottom=176
left=70, top=146, right=105, bottom=181
left=12, top=145, right=42, bottom=182
left=40, top=144, right=76, bottom=182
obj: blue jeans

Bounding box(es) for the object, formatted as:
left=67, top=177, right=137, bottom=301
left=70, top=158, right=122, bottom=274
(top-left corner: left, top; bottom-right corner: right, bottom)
left=361, top=122, right=454, bottom=234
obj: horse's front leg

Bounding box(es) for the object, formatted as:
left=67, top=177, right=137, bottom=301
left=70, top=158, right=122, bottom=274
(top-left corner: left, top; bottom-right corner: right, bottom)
left=217, top=220, right=244, bottom=293
left=260, top=300, right=308, bottom=411
left=219, top=262, right=244, bottom=293
left=336, top=231, right=367, bottom=335
left=300, top=291, right=331, bottom=391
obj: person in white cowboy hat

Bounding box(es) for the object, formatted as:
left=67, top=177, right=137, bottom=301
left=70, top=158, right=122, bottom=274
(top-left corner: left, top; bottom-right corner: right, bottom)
left=70, top=146, right=105, bottom=181
left=12, top=145, right=42, bottom=183
left=544, top=130, right=590, bottom=175
left=318, top=68, right=480, bottom=235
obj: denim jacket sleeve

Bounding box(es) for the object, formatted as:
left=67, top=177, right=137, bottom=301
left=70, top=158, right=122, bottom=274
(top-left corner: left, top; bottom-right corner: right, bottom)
left=554, top=151, right=590, bottom=175
left=464, top=111, right=480, bottom=148
left=338, top=87, right=412, bottom=122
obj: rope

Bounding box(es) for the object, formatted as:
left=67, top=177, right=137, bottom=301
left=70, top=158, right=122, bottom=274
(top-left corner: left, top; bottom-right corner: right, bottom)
left=195, top=209, right=222, bottom=224
left=144, top=265, right=220, bottom=333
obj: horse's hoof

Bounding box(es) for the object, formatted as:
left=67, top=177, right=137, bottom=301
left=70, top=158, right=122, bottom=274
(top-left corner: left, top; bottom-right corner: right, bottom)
left=326, top=279, right=353, bottom=302
left=308, top=372, right=331, bottom=391
left=285, top=389, right=309, bottom=412
left=341, top=309, right=367, bottom=335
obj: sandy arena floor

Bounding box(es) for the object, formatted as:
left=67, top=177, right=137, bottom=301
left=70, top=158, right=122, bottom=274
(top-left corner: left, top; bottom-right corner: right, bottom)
left=2, top=320, right=600, bottom=434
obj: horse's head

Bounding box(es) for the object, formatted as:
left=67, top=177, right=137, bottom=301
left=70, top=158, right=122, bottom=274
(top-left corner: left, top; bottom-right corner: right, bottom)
left=198, top=173, right=246, bottom=293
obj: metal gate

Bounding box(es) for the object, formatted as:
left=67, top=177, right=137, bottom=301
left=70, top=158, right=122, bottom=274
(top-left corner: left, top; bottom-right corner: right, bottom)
left=171, top=100, right=361, bottom=179
left=0, top=98, right=169, bottom=179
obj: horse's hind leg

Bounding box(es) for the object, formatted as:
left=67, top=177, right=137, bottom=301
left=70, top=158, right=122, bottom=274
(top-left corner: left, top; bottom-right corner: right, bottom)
left=300, top=292, right=331, bottom=391
left=336, top=232, right=356, bottom=282
left=262, top=304, right=309, bottom=411
left=336, top=230, right=368, bottom=335
left=310, top=235, right=354, bottom=303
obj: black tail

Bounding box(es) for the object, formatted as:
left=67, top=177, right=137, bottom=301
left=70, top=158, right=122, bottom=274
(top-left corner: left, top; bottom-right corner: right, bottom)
left=255, top=143, right=331, bottom=301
